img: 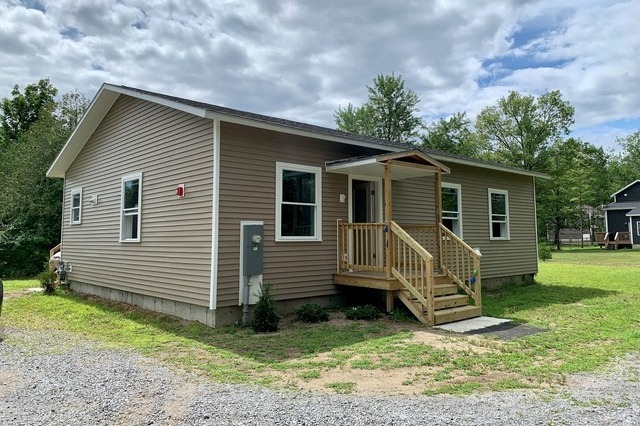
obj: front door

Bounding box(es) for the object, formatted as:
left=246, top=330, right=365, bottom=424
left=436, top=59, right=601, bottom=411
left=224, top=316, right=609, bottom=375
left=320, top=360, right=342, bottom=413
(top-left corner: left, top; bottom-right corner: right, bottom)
left=352, top=180, right=377, bottom=223
left=351, top=179, right=382, bottom=268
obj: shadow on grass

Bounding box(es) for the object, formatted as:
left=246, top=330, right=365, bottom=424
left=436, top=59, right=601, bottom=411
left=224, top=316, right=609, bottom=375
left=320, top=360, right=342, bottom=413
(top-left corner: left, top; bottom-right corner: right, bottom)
left=482, top=282, right=618, bottom=318
left=53, top=291, right=406, bottom=364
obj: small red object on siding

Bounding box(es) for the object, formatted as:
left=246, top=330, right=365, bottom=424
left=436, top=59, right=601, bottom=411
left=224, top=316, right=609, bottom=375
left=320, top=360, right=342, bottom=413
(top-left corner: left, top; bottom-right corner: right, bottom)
left=176, top=184, right=185, bottom=197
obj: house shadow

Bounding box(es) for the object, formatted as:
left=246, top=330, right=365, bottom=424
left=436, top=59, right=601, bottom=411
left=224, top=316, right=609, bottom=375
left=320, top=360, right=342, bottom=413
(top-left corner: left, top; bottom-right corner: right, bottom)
left=55, top=291, right=405, bottom=364
left=482, top=282, right=618, bottom=318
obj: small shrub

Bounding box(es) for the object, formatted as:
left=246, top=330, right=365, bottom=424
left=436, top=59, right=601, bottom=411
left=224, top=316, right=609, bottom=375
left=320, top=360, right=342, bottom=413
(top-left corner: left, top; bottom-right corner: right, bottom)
left=538, top=243, right=552, bottom=262
left=295, top=303, right=329, bottom=323
left=388, top=308, right=414, bottom=322
left=344, top=304, right=380, bottom=320
left=251, top=283, right=280, bottom=333
left=38, top=269, right=57, bottom=295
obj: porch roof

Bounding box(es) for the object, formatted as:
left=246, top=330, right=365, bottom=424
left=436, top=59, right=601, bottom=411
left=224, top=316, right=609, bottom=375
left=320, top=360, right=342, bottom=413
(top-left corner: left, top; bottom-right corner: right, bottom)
left=325, top=149, right=450, bottom=180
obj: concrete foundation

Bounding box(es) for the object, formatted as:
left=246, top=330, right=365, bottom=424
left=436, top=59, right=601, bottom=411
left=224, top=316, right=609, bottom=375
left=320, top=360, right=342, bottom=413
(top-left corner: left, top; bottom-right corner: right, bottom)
left=215, top=293, right=347, bottom=326
left=70, top=281, right=347, bottom=328
left=482, top=273, right=535, bottom=290
left=70, top=281, right=216, bottom=327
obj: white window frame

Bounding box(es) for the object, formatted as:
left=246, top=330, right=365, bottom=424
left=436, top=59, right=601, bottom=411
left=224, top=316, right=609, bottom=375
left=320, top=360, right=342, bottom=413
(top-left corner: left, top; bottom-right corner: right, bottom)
left=636, top=220, right=640, bottom=237
left=70, top=187, right=83, bottom=225
left=442, top=182, right=462, bottom=238
left=488, top=188, right=510, bottom=240
left=275, top=162, right=322, bottom=241
left=119, top=172, right=142, bottom=243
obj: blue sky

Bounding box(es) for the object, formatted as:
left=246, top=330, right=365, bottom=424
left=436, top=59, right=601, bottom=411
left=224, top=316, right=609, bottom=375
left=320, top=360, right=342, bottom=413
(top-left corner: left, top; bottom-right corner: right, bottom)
left=1, top=0, right=639, bottom=152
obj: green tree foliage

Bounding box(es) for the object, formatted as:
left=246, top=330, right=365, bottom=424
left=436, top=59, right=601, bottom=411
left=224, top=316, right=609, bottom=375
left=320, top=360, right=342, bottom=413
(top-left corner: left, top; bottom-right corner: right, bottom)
left=0, top=80, right=88, bottom=277
left=608, top=130, right=640, bottom=191
left=421, top=112, right=487, bottom=158
left=476, top=90, right=575, bottom=171
left=335, top=73, right=422, bottom=143
left=1, top=78, right=58, bottom=147
left=537, top=138, right=609, bottom=249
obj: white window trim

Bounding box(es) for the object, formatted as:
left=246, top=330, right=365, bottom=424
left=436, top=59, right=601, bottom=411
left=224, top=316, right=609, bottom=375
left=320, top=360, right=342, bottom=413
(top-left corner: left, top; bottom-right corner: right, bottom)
left=442, top=182, right=463, bottom=238
left=637, top=220, right=640, bottom=237
left=70, top=187, right=83, bottom=225
left=275, top=162, right=322, bottom=241
left=119, top=172, right=142, bottom=243
left=488, top=188, right=510, bottom=240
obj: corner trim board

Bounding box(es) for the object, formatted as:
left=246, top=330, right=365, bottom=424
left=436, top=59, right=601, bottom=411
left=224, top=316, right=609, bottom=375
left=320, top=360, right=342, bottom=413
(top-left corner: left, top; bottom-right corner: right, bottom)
left=210, top=118, right=220, bottom=310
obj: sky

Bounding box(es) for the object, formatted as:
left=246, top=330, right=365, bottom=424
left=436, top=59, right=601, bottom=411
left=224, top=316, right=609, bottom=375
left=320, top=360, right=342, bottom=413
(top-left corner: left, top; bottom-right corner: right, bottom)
left=1, top=0, right=639, bottom=152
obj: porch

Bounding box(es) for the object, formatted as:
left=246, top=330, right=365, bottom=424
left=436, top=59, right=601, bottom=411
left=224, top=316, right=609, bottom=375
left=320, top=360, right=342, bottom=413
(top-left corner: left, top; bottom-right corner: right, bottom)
left=326, top=150, right=482, bottom=326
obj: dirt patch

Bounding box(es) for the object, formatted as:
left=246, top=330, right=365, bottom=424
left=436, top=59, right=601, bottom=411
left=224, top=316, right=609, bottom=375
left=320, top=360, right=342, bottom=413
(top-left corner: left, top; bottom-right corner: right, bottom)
left=266, top=317, right=515, bottom=395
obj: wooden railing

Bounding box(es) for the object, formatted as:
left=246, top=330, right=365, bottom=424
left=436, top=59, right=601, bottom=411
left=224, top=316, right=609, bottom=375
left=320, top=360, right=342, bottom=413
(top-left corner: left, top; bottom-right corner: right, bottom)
left=49, top=243, right=61, bottom=260
left=402, top=224, right=439, bottom=267
left=337, top=220, right=385, bottom=272
left=389, top=221, right=435, bottom=325
left=438, top=224, right=482, bottom=307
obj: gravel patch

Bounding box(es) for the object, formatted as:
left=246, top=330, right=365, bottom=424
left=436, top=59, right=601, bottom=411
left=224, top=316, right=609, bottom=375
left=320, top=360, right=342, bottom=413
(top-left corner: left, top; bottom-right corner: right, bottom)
left=1, top=327, right=638, bottom=425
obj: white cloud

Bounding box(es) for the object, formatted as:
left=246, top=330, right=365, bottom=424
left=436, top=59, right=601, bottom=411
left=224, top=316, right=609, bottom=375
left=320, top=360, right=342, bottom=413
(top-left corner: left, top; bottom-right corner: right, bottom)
left=0, top=0, right=638, bottom=151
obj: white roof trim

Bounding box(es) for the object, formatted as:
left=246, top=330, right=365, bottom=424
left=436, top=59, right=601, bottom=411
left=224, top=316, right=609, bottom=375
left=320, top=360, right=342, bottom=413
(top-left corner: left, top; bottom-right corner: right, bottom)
left=427, top=153, right=550, bottom=179
left=204, top=111, right=396, bottom=152
left=611, top=180, right=640, bottom=198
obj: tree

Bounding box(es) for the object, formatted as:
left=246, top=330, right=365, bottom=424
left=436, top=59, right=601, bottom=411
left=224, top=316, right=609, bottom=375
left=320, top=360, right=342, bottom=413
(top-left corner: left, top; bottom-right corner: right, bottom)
left=335, top=73, right=422, bottom=143
left=1, top=78, right=58, bottom=147
left=608, top=130, right=640, bottom=191
left=421, top=112, right=487, bottom=158
left=475, top=90, right=575, bottom=171
left=0, top=80, right=88, bottom=277
left=537, top=138, right=609, bottom=249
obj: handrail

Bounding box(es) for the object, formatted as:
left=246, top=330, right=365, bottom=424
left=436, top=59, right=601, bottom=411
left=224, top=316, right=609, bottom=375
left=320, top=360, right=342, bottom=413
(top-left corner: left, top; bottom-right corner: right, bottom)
left=49, top=243, right=61, bottom=260
left=389, top=221, right=435, bottom=325
left=438, top=224, right=482, bottom=308
left=337, top=220, right=386, bottom=272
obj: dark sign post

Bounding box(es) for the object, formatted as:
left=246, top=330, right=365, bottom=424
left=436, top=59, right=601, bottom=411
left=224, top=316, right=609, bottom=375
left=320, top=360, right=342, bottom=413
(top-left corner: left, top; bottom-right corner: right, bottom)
left=0, top=279, right=3, bottom=317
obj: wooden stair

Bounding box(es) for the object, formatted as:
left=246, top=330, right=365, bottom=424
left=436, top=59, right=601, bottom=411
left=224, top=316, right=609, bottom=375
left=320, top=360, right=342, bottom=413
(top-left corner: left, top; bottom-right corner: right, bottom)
left=398, top=274, right=481, bottom=325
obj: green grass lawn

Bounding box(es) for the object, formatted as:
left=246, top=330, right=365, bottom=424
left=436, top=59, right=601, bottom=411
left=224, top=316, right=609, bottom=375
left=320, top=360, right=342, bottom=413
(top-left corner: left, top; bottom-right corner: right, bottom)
left=1, top=248, right=639, bottom=395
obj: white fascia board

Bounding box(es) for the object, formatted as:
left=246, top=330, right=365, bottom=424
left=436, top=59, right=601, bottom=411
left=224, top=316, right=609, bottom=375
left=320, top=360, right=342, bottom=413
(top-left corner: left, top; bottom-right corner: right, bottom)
left=204, top=111, right=402, bottom=152
left=325, top=157, right=379, bottom=173
left=610, top=180, right=640, bottom=198
left=428, top=154, right=550, bottom=179
left=104, top=84, right=209, bottom=118
left=47, top=86, right=119, bottom=178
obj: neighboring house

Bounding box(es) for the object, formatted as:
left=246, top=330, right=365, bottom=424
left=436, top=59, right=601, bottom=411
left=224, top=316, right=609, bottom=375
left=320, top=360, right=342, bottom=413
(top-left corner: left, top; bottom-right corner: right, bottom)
left=47, top=84, right=546, bottom=327
left=602, top=180, right=640, bottom=249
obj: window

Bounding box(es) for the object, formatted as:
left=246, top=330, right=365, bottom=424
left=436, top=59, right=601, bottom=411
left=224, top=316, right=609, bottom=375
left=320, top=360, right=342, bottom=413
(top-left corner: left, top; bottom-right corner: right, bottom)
left=276, top=163, right=321, bottom=241
left=441, top=183, right=462, bottom=237
left=637, top=220, right=640, bottom=237
left=70, top=187, right=82, bottom=225
left=488, top=189, right=509, bottom=240
left=120, top=173, right=142, bottom=242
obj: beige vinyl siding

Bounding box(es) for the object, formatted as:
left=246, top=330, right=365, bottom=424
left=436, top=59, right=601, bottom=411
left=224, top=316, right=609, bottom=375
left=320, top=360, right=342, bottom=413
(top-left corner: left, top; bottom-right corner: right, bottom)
left=217, top=122, right=381, bottom=307
left=392, top=176, right=437, bottom=224
left=62, top=95, right=214, bottom=306
left=442, top=164, right=538, bottom=278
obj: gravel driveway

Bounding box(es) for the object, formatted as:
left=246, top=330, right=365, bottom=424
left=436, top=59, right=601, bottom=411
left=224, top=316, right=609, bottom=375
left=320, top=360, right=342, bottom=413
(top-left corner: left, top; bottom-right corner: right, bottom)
left=1, top=327, right=638, bottom=426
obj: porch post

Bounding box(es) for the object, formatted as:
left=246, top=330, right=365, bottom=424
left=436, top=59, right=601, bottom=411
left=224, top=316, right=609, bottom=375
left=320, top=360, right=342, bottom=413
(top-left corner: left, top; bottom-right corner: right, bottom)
left=384, top=163, right=392, bottom=279
left=435, top=169, right=442, bottom=270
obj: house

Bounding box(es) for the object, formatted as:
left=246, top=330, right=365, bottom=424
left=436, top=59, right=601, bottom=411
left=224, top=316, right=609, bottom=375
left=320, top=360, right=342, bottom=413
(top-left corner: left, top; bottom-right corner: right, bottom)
left=47, top=84, right=546, bottom=327
left=601, top=180, right=640, bottom=249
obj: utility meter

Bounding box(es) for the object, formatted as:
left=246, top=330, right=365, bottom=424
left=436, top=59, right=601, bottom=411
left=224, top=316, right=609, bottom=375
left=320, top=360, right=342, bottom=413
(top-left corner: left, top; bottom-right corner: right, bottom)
left=243, top=224, right=264, bottom=276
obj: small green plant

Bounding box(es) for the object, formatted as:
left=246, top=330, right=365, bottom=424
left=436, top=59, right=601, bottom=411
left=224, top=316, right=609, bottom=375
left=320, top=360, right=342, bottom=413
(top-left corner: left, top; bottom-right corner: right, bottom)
left=251, top=283, right=280, bottom=333
left=538, top=242, right=552, bottom=261
left=294, top=303, right=329, bottom=323
left=344, top=304, right=380, bottom=320
left=325, top=381, right=356, bottom=394
left=38, top=269, right=57, bottom=295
